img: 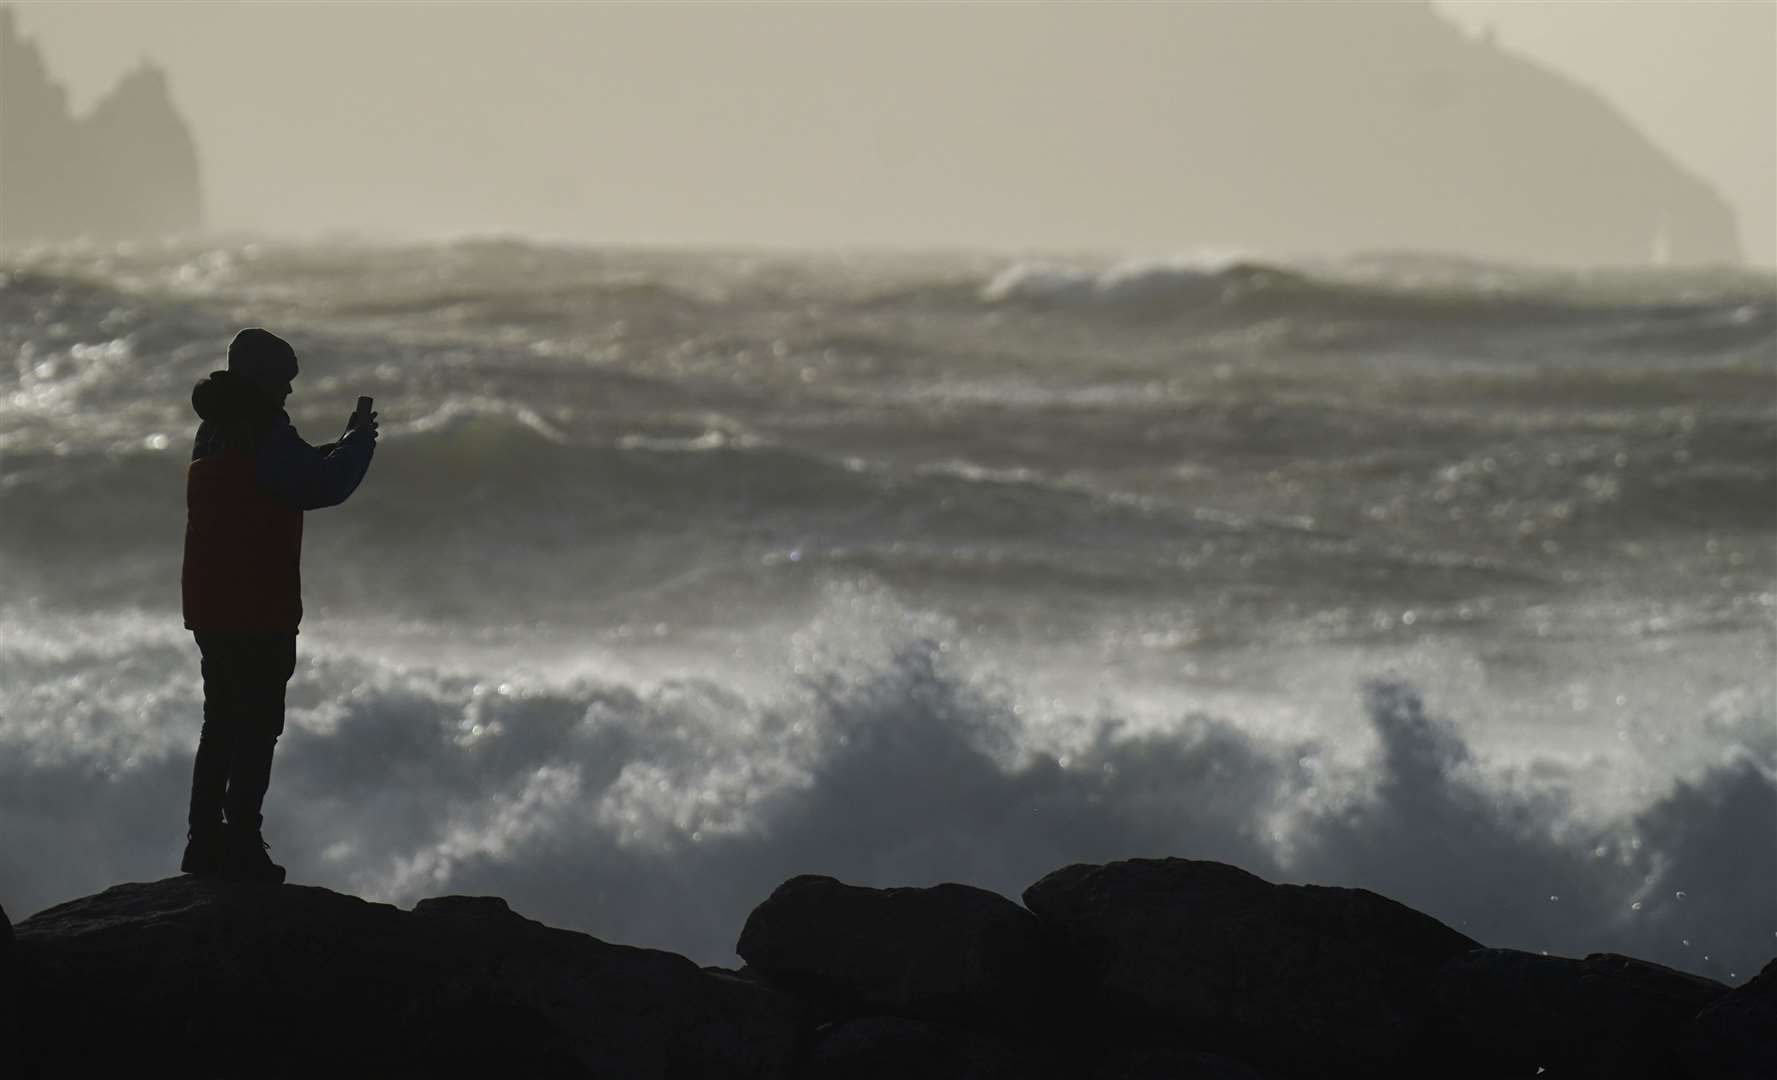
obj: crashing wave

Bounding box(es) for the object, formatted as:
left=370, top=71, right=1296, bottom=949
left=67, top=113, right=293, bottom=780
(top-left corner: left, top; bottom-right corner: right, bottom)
left=1, top=607, right=1771, bottom=982
left=981, top=254, right=1311, bottom=308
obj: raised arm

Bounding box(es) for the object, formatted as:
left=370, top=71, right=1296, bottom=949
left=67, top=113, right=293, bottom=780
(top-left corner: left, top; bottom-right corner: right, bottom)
left=255, top=420, right=377, bottom=511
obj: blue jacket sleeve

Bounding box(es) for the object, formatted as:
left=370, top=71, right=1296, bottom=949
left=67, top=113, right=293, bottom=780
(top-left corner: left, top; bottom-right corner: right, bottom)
left=255, top=421, right=376, bottom=511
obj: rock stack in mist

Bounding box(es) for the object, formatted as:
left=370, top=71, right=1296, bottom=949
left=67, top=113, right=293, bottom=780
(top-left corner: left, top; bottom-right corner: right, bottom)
left=5, top=858, right=1771, bottom=1078
left=0, top=6, right=203, bottom=246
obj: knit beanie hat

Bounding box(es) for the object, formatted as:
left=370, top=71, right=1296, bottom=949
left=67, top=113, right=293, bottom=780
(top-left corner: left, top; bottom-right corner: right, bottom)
left=227, top=328, right=298, bottom=389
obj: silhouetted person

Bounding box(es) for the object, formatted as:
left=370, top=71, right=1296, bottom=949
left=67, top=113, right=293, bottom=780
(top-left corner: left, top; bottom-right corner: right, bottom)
left=180, top=328, right=378, bottom=883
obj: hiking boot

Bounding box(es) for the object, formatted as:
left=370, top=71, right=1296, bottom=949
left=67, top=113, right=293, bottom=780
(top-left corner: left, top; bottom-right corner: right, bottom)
left=223, top=823, right=287, bottom=885
left=180, top=821, right=226, bottom=876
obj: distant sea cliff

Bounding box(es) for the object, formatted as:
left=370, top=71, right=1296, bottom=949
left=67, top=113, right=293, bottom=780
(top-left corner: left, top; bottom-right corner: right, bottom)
left=0, top=3, right=1743, bottom=265
left=1117, top=2, right=1743, bottom=267
left=0, top=6, right=202, bottom=247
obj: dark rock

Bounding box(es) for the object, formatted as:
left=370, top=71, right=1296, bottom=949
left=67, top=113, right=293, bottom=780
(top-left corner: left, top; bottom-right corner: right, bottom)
left=12, top=876, right=801, bottom=1079
left=1433, top=948, right=1729, bottom=1079
left=737, top=874, right=1059, bottom=1034
left=1681, top=955, right=1777, bottom=1079
left=1022, top=858, right=1480, bottom=1075
left=1093, top=1047, right=1281, bottom=1080
left=805, top=1016, right=1052, bottom=1080
left=1, top=898, right=14, bottom=1050
left=1, top=898, right=14, bottom=1000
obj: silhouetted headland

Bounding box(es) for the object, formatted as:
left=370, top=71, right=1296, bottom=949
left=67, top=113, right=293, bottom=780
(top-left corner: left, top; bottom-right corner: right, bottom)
left=0, top=6, right=202, bottom=246
left=0, top=3, right=1746, bottom=265
left=4, top=857, right=1770, bottom=1077
left=1129, top=3, right=1742, bottom=266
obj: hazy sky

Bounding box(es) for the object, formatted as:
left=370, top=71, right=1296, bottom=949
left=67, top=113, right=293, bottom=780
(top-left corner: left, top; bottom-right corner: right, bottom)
left=8, top=0, right=1774, bottom=264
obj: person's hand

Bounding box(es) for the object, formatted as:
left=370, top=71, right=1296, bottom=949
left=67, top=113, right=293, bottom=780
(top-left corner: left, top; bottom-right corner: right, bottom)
left=346, top=410, right=379, bottom=441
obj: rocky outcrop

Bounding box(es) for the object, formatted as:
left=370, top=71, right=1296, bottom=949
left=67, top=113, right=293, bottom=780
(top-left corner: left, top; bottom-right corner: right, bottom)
left=801, top=1017, right=1048, bottom=1080
left=1020, top=858, right=1480, bottom=1074
left=0, top=897, right=12, bottom=984
left=736, top=875, right=1059, bottom=1034
left=0, top=6, right=203, bottom=246
left=5, top=858, right=1771, bottom=1078
left=1432, top=948, right=1728, bottom=1079
left=1683, top=956, right=1777, bottom=1079
left=9, top=877, right=801, bottom=1078
left=0, top=900, right=14, bottom=1071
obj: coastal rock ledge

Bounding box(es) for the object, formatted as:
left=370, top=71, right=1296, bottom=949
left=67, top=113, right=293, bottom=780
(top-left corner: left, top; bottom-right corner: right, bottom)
left=3, top=858, right=1771, bottom=1079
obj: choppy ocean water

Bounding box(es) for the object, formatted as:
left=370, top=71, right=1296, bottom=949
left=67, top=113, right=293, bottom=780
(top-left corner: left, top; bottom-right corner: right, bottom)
left=1, top=238, right=1772, bottom=978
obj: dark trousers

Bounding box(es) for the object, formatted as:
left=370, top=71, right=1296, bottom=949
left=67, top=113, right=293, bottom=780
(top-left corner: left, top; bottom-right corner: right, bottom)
left=189, top=631, right=297, bottom=832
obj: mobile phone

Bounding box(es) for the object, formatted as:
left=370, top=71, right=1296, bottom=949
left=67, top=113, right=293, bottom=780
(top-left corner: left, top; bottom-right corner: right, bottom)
left=355, top=395, right=374, bottom=419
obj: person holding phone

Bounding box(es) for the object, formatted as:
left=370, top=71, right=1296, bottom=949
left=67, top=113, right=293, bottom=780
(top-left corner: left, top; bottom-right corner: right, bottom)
left=179, top=328, right=379, bottom=883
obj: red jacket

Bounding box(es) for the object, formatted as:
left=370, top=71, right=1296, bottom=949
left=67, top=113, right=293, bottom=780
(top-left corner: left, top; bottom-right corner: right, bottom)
left=182, top=450, right=305, bottom=632
left=180, top=370, right=375, bottom=633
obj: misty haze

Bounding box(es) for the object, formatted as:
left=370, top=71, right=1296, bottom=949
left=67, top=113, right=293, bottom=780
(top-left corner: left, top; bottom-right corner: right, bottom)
left=1, top=2, right=1774, bottom=1076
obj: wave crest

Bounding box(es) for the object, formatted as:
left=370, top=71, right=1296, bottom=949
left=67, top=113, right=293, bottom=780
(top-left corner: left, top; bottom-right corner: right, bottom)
left=1, top=615, right=1770, bottom=983
left=981, top=253, right=1309, bottom=308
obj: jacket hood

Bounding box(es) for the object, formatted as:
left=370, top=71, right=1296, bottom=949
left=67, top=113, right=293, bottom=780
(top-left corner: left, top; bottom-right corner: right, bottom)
left=191, top=370, right=279, bottom=423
